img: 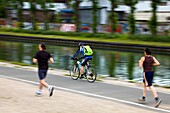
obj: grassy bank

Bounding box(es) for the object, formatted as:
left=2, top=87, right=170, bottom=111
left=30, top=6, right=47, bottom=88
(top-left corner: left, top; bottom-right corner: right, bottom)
left=0, top=28, right=170, bottom=47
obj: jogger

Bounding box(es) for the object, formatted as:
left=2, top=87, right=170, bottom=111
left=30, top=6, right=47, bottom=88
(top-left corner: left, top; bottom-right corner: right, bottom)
left=33, top=43, right=54, bottom=97
left=138, top=48, right=162, bottom=107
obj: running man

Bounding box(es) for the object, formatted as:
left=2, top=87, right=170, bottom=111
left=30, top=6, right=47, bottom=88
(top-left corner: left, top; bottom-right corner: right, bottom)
left=138, top=48, right=162, bottom=107
left=33, top=43, right=54, bottom=97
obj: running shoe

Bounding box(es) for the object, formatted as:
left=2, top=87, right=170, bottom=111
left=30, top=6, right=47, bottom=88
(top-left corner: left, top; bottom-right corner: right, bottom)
left=79, top=73, right=86, bottom=79
left=49, top=86, right=54, bottom=97
left=155, top=99, right=162, bottom=108
left=79, top=74, right=84, bottom=79
left=138, top=98, right=146, bottom=102
left=36, top=90, right=42, bottom=96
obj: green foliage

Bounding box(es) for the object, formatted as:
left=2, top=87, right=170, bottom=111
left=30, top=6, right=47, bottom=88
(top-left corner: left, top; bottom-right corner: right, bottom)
left=29, top=0, right=37, bottom=30
left=109, top=0, right=118, bottom=33
left=1, top=28, right=170, bottom=43
left=128, top=34, right=170, bottom=42
left=11, top=62, right=31, bottom=66
left=128, top=13, right=136, bottom=34
left=17, top=22, right=24, bottom=28
left=91, top=0, right=98, bottom=34
left=55, top=12, right=61, bottom=23
left=37, top=0, right=54, bottom=30
left=7, top=0, right=26, bottom=29
left=149, top=0, right=161, bottom=36
left=123, top=0, right=138, bottom=35
left=72, top=0, right=82, bottom=32
left=0, top=0, right=8, bottom=18
left=123, top=0, right=138, bottom=7
left=127, top=54, right=134, bottom=80
left=148, top=15, right=157, bottom=36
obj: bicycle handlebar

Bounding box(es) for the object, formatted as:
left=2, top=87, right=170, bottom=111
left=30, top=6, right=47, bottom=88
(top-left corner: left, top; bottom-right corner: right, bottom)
left=71, top=58, right=79, bottom=61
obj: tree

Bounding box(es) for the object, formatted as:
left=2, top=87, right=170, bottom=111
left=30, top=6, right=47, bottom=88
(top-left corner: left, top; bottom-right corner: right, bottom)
left=5, top=0, right=25, bottom=28
left=124, top=0, right=138, bottom=35
left=0, top=0, right=9, bottom=18
left=108, top=0, right=118, bottom=33
left=29, top=0, right=37, bottom=30
left=149, top=0, right=161, bottom=36
left=38, top=0, right=54, bottom=30
left=90, top=0, right=98, bottom=33
left=55, top=12, right=61, bottom=23
left=11, top=0, right=25, bottom=28
left=72, top=0, right=82, bottom=32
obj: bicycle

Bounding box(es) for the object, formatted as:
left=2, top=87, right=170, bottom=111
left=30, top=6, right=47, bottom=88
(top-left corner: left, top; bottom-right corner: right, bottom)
left=70, top=58, right=97, bottom=83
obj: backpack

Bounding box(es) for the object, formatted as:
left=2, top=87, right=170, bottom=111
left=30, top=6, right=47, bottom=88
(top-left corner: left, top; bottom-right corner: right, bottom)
left=84, top=45, right=93, bottom=55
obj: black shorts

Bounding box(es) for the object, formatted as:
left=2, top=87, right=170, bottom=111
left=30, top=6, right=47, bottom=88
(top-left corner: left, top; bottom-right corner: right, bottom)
left=81, top=58, right=92, bottom=66
left=38, top=69, right=48, bottom=80
left=143, top=71, right=154, bottom=86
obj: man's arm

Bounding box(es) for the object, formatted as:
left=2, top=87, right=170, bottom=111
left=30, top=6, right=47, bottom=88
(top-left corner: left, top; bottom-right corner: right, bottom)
left=72, top=49, right=80, bottom=59
left=48, top=57, right=54, bottom=64
left=139, top=57, right=145, bottom=68
left=153, top=57, right=160, bottom=66
left=33, top=58, right=37, bottom=63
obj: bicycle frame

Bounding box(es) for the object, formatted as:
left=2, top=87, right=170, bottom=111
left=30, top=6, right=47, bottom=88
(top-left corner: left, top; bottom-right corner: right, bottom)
left=77, top=60, right=90, bottom=74
left=70, top=58, right=97, bottom=83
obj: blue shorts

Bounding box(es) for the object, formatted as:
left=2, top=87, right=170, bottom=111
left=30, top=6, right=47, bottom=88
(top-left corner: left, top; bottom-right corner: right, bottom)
left=143, top=71, right=154, bottom=86
left=81, top=57, right=92, bottom=66
left=38, top=69, right=48, bottom=80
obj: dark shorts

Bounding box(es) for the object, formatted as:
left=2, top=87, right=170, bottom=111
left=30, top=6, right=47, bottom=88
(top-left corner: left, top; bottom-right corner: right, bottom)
left=38, top=69, right=48, bottom=80
left=81, top=57, right=92, bottom=66
left=143, top=71, right=154, bottom=86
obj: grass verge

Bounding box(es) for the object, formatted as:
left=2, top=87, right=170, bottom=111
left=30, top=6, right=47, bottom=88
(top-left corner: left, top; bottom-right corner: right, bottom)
left=0, top=30, right=170, bottom=47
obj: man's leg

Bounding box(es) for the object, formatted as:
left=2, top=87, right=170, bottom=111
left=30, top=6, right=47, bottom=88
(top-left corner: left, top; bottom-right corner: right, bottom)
left=149, top=86, right=162, bottom=107
left=138, top=82, right=147, bottom=102
left=80, top=66, right=84, bottom=75
left=143, top=83, right=147, bottom=97
left=79, top=58, right=88, bottom=79
left=39, top=83, right=44, bottom=91
left=139, top=72, right=149, bottom=100
left=38, top=70, right=49, bottom=89
left=40, top=79, right=48, bottom=88
left=149, top=86, right=158, bottom=98
left=37, top=70, right=54, bottom=97
left=36, top=79, right=48, bottom=96
left=147, top=71, right=162, bottom=107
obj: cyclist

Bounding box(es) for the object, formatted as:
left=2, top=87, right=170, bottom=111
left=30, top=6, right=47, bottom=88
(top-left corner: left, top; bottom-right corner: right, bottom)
left=71, top=42, right=93, bottom=78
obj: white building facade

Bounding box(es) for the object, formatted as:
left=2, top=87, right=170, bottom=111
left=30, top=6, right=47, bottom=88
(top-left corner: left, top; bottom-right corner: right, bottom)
left=80, top=0, right=170, bottom=24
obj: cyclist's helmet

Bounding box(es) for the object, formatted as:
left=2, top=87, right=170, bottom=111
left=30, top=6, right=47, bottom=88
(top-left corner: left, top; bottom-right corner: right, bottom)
left=78, top=42, right=84, bottom=47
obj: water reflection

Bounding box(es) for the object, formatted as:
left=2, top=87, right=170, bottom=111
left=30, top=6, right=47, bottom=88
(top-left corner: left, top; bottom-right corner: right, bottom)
left=127, top=54, right=135, bottom=80
left=0, top=41, right=169, bottom=87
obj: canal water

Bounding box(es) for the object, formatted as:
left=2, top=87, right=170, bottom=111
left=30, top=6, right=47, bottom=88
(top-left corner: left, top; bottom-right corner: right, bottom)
left=0, top=41, right=169, bottom=87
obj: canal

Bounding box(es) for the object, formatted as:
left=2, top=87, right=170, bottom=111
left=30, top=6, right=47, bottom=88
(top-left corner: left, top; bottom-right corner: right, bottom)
left=0, top=40, right=169, bottom=87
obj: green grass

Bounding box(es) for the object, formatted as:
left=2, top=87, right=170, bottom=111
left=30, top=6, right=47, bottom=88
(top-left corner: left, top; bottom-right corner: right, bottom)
left=0, top=31, right=170, bottom=47
left=64, top=74, right=70, bottom=77
left=162, top=86, right=170, bottom=89
left=10, top=62, right=32, bottom=66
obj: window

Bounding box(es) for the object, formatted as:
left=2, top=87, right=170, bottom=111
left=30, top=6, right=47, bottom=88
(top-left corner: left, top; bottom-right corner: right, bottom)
left=158, top=2, right=167, bottom=6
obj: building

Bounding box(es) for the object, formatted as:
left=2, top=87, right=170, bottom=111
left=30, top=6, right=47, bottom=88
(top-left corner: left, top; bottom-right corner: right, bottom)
left=135, top=1, right=170, bottom=23
left=79, top=0, right=170, bottom=33
left=4, top=0, right=170, bottom=32
left=80, top=0, right=170, bottom=24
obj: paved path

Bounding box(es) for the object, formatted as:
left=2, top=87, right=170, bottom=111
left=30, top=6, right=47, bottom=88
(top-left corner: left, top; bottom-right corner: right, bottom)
left=0, top=65, right=169, bottom=113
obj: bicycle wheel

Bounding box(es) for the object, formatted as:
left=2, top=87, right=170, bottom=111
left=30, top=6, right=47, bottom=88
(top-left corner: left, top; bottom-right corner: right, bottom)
left=86, top=68, right=97, bottom=83
left=70, top=65, right=80, bottom=80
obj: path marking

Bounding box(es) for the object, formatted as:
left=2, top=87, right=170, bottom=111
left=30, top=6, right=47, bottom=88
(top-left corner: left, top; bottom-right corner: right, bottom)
left=0, top=74, right=169, bottom=113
